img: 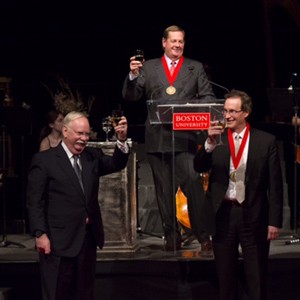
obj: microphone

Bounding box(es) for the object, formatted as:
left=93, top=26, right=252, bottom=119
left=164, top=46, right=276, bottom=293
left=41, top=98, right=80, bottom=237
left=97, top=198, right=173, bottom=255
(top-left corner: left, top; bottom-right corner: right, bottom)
left=188, top=66, right=229, bottom=96
left=288, top=72, right=298, bottom=93
left=208, top=80, right=229, bottom=93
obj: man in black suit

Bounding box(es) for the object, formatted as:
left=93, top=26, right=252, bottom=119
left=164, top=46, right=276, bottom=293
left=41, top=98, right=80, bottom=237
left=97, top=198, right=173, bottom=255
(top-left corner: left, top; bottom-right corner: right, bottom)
left=26, top=111, right=129, bottom=300
left=194, top=90, right=283, bottom=299
left=122, top=25, right=216, bottom=252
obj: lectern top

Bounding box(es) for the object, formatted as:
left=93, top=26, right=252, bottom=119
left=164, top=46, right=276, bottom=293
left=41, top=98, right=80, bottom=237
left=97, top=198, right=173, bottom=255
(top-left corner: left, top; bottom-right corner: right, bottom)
left=157, top=102, right=223, bottom=108
left=146, top=100, right=224, bottom=125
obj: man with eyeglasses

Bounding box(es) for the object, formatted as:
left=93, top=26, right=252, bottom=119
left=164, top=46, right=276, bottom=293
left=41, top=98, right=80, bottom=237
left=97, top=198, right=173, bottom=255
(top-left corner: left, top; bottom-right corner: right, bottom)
left=26, top=111, right=130, bottom=300
left=194, top=89, right=283, bottom=299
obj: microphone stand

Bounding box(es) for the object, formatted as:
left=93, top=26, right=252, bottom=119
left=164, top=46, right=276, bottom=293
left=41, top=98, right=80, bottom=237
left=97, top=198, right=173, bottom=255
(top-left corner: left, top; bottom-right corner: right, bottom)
left=285, top=85, right=300, bottom=245
left=0, top=125, right=25, bottom=248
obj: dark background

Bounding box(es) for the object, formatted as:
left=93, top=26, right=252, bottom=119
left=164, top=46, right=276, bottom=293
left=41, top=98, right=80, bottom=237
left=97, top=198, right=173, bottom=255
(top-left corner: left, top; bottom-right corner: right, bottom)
left=0, top=0, right=300, bottom=231
left=0, top=0, right=299, bottom=142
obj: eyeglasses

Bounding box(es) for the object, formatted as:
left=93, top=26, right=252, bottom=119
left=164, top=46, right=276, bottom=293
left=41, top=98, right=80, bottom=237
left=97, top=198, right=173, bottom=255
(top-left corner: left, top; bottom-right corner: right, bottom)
left=66, top=126, right=91, bottom=138
left=221, top=109, right=243, bottom=116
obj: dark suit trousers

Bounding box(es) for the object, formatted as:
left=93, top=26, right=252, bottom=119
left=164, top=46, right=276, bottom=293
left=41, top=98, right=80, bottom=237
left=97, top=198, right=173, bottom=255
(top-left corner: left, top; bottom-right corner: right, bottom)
left=147, top=152, right=209, bottom=241
left=212, top=203, right=270, bottom=300
left=39, top=225, right=97, bottom=300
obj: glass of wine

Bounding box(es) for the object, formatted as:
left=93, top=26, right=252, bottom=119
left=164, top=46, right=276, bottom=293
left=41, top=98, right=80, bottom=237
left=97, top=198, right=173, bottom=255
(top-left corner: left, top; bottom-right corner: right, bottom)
left=211, top=108, right=226, bottom=145
left=134, top=49, right=144, bottom=62
left=109, top=110, right=124, bottom=141
left=102, top=117, right=112, bottom=142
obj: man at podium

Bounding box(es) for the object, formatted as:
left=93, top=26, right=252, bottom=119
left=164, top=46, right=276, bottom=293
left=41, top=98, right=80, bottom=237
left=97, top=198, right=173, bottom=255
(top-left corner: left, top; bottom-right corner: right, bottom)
left=122, top=25, right=216, bottom=252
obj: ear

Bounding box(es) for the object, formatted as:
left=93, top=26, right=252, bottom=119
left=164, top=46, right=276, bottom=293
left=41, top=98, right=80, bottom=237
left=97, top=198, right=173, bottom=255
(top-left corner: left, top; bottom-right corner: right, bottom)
left=62, top=125, right=68, bottom=136
left=244, top=111, right=250, bottom=119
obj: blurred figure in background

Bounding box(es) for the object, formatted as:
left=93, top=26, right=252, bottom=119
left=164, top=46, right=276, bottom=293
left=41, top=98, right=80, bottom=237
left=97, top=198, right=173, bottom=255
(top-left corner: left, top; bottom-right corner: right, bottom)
left=39, top=110, right=64, bottom=151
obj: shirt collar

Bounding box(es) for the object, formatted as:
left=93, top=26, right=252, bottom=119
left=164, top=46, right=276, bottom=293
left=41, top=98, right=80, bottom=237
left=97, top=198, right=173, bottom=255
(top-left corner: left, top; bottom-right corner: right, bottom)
left=61, top=141, right=73, bottom=159
left=164, top=54, right=179, bottom=66
left=233, top=127, right=247, bottom=139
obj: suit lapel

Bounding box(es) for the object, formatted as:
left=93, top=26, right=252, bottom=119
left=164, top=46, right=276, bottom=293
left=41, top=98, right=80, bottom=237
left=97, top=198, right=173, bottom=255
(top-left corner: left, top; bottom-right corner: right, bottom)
left=80, top=151, right=97, bottom=202
left=221, top=129, right=231, bottom=170
left=155, top=60, right=169, bottom=86
left=245, top=129, right=256, bottom=177
left=175, top=61, right=190, bottom=83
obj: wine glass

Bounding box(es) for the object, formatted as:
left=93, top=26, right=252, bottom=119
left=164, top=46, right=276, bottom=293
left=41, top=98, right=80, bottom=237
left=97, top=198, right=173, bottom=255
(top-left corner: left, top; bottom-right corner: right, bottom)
left=102, top=117, right=112, bottom=142
left=211, top=108, right=226, bottom=145
left=109, top=110, right=124, bottom=141
left=134, top=49, right=144, bottom=62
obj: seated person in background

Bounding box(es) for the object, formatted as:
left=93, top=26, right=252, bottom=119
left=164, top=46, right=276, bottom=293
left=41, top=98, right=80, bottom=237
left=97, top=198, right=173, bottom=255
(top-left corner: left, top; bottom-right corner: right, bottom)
left=39, top=110, right=64, bottom=151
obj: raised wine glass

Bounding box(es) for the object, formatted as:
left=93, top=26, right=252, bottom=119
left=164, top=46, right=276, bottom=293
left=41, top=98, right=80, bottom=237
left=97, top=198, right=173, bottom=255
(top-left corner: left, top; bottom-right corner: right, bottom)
left=102, top=117, right=112, bottom=142
left=109, top=110, right=124, bottom=141
left=211, top=109, right=226, bottom=145
left=134, top=49, right=144, bottom=62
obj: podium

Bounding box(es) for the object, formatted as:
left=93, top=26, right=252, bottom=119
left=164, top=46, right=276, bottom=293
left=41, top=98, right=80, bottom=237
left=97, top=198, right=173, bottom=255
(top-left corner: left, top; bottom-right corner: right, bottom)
left=146, top=99, right=223, bottom=251
left=87, top=141, right=137, bottom=252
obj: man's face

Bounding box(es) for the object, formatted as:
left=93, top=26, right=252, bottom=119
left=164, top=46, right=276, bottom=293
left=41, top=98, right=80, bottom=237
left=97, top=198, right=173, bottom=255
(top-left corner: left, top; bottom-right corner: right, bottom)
left=62, top=116, right=90, bottom=155
left=162, top=31, right=185, bottom=60
left=223, top=97, right=249, bottom=132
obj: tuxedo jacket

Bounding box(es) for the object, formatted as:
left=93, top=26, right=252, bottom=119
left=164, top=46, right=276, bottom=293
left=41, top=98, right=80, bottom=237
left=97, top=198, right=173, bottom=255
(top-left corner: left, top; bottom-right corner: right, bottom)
left=26, top=143, right=129, bottom=257
left=122, top=57, right=216, bottom=153
left=194, top=127, right=283, bottom=238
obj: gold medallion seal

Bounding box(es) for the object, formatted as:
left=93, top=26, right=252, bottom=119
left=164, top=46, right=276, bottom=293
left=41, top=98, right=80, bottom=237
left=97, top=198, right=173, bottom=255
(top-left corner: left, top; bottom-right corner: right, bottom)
left=166, top=86, right=176, bottom=95
left=230, top=171, right=236, bottom=182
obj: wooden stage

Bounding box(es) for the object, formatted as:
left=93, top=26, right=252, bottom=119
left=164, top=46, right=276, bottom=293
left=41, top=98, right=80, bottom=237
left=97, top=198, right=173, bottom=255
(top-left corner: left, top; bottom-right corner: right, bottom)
left=0, top=231, right=300, bottom=300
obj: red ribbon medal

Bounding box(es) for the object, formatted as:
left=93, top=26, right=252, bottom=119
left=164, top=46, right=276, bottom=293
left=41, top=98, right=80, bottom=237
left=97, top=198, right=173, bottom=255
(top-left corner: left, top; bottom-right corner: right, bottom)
left=228, top=123, right=250, bottom=170
left=162, top=56, right=184, bottom=94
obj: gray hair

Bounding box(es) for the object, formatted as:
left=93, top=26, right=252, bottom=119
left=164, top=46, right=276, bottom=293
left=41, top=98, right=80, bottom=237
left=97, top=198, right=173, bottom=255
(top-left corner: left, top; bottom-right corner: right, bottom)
left=63, top=111, right=88, bottom=126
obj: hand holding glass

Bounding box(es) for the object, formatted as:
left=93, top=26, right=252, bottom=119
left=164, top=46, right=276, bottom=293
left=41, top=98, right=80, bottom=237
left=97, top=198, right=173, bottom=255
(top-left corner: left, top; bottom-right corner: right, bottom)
left=211, top=116, right=226, bottom=145
left=110, top=110, right=124, bottom=127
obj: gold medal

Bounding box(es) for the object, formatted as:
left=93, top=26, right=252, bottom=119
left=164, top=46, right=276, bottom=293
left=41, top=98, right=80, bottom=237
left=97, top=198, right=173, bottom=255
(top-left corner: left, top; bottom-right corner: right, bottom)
left=230, top=171, right=236, bottom=182
left=166, top=86, right=176, bottom=95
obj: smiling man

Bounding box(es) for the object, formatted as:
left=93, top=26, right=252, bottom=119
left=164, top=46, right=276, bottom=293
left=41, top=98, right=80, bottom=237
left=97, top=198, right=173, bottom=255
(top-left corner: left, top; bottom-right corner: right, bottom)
left=26, top=111, right=130, bottom=300
left=194, top=89, right=283, bottom=299
left=122, top=25, right=216, bottom=253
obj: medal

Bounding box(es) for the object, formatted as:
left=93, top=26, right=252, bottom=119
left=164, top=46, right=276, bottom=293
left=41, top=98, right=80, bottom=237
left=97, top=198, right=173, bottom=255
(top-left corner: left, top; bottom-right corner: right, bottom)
left=162, top=56, right=183, bottom=95
left=230, top=171, right=236, bottom=182
left=166, top=86, right=176, bottom=95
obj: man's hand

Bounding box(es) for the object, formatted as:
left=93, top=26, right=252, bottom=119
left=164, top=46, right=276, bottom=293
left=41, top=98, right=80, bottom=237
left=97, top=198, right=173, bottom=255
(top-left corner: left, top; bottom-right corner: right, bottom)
left=129, top=56, right=143, bottom=77
left=36, top=234, right=51, bottom=254
left=114, top=116, right=128, bottom=141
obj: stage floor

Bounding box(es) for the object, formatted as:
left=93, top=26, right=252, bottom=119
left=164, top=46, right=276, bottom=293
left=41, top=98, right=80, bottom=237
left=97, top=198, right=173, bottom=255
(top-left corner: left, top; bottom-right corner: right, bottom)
left=1, top=230, right=300, bottom=261
left=1, top=231, right=300, bottom=300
